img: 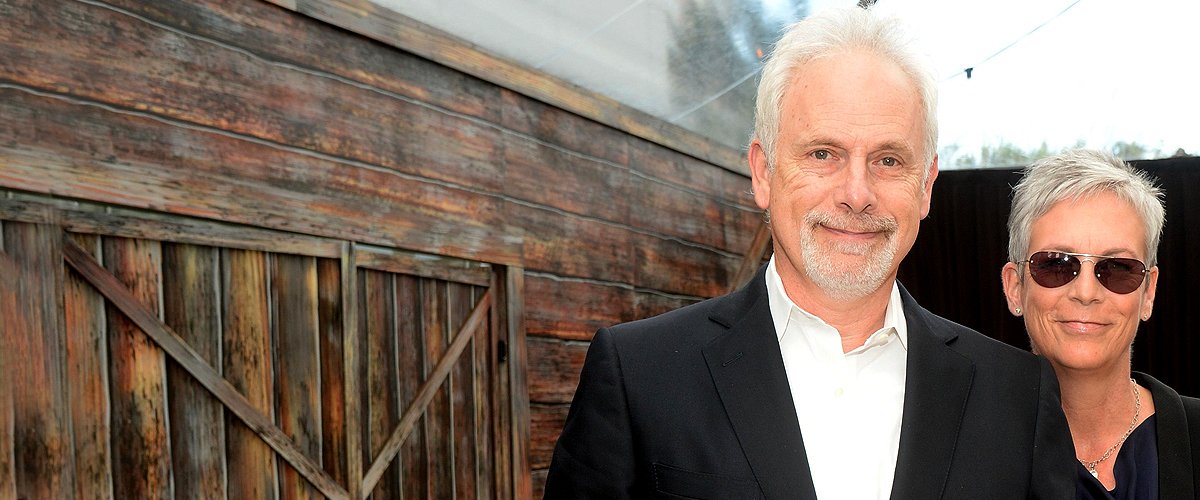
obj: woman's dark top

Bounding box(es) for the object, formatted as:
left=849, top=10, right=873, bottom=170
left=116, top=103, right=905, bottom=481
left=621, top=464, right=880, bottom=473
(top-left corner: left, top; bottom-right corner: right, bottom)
left=1077, top=415, right=1158, bottom=499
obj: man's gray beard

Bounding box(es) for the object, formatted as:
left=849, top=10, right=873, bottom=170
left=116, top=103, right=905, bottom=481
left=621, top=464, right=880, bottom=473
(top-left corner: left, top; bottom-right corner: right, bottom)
left=799, top=210, right=899, bottom=301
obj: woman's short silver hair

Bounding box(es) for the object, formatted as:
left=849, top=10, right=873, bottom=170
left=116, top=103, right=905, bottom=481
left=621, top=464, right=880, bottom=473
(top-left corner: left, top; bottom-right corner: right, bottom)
left=1007, top=149, right=1166, bottom=266
left=751, top=7, right=938, bottom=175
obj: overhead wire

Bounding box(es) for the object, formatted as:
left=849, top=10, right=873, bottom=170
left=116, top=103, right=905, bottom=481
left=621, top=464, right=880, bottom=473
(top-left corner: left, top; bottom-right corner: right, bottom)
left=944, top=0, right=1084, bottom=81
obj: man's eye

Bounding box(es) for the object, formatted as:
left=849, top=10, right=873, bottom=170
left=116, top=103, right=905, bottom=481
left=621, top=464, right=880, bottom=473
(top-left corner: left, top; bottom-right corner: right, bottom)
left=812, top=150, right=831, bottom=160
left=880, top=157, right=898, bottom=167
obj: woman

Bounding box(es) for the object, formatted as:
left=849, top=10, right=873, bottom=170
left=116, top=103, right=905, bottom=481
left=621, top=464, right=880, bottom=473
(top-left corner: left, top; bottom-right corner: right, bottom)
left=1002, top=149, right=1200, bottom=498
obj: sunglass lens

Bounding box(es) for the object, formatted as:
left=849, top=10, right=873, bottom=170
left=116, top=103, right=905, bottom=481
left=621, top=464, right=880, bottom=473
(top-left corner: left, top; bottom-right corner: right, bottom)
left=1096, top=258, right=1146, bottom=294
left=1028, top=252, right=1078, bottom=288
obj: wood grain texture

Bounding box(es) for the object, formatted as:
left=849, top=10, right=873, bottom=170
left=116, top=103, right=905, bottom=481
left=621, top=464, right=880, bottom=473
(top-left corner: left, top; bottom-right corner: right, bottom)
left=449, top=283, right=479, bottom=497
left=221, top=248, right=279, bottom=500
left=525, top=338, right=589, bottom=405
left=360, top=269, right=399, bottom=499
left=394, top=274, right=428, bottom=500
left=103, top=236, right=172, bottom=498
left=0, top=88, right=523, bottom=267
left=503, top=268, right=533, bottom=499
left=162, top=242, right=226, bottom=499
left=270, top=254, right=323, bottom=500
left=62, top=233, right=113, bottom=499
left=529, top=404, right=569, bottom=470
left=3, top=222, right=75, bottom=497
left=0, top=249, right=19, bottom=498
left=62, top=239, right=348, bottom=500
left=316, top=258, right=347, bottom=487
left=523, top=274, right=633, bottom=342
left=422, top=279, right=453, bottom=497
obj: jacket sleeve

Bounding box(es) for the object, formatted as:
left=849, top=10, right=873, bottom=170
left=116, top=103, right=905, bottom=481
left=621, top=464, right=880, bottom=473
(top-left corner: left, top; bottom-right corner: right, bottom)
left=543, top=328, right=638, bottom=499
left=1029, top=356, right=1077, bottom=499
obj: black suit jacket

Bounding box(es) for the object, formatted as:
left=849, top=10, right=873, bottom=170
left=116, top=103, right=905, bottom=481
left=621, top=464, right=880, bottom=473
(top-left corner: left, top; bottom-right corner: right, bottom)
left=545, top=267, right=1075, bottom=499
left=1133, top=371, right=1200, bottom=498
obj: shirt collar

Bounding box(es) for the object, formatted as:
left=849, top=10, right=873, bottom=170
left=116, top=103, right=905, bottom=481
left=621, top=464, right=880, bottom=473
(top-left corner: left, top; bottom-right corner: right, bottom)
left=765, top=255, right=909, bottom=350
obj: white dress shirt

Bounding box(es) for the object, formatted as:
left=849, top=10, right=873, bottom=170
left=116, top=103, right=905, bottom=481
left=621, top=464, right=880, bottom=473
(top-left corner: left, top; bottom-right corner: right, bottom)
left=765, top=256, right=908, bottom=500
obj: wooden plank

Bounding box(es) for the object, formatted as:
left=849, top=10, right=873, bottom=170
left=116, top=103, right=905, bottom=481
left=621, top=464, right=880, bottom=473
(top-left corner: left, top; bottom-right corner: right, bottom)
left=523, top=274, right=634, bottom=341
left=360, top=269, right=399, bottom=500
left=355, top=244, right=491, bottom=287
left=490, top=270, right=513, bottom=500
left=360, top=289, right=492, bottom=494
left=504, top=268, right=533, bottom=499
left=471, top=285, right=494, bottom=498
left=500, top=137, right=631, bottom=225
left=62, top=239, right=349, bottom=499
left=628, top=138, right=754, bottom=210
left=286, top=0, right=748, bottom=174
left=0, top=250, right=19, bottom=498
left=498, top=89, right=631, bottom=168
left=526, top=338, right=589, bottom=405
left=3, top=222, right=74, bottom=497
left=395, top=274, right=428, bottom=500
left=63, top=233, right=113, bottom=499
left=448, top=282, right=478, bottom=497
left=221, top=248, right=279, bottom=500
left=423, top=279, right=453, bottom=497
left=271, top=254, right=323, bottom=500
left=0, top=88, right=523, bottom=267
left=1, top=0, right=509, bottom=196
left=338, top=244, right=362, bottom=500
left=316, top=258, right=347, bottom=487
left=0, top=191, right=342, bottom=259
left=102, top=0, right=502, bottom=124
left=529, top=404, right=570, bottom=470
left=161, top=242, right=226, bottom=498
left=103, top=236, right=172, bottom=498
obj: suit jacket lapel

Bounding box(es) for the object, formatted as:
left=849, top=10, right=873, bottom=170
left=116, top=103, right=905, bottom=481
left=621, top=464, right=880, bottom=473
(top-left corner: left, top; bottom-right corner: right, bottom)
left=1135, top=371, right=1196, bottom=500
left=890, top=287, right=975, bottom=499
left=702, top=268, right=817, bottom=500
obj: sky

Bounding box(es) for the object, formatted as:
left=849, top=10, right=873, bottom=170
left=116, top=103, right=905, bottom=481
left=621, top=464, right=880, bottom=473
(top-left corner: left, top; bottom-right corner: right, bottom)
left=859, top=0, right=1200, bottom=166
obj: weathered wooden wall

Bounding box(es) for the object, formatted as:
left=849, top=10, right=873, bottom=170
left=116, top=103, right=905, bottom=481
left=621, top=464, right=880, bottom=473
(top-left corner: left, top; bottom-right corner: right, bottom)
left=0, top=0, right=760, bottom=496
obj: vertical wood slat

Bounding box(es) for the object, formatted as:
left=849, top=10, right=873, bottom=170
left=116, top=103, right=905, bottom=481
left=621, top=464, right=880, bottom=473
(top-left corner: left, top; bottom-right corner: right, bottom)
left=396, top=275, right=428, bottom=500
left=222, top=248, right=279, bottom=500
left=423, top=279, right=452, bottom=497
left=316, top=258, right=347, bottom=488
left=63, top=234, right=113, bottom=499
left=162, top=242, right=226, bottom=498
left=473, top=285, right=494, bottom=499
left=3, top=223, right=74, bottom=498
left=270, top=254, right=323, bottom=500
left=0, top=248, right=19, bottom=498
left=61, top=238, right=350, bottom=500
left=360, top=288, right=493, bottom=494
left=506, top=268, right=533, bottom=499
left=490, top=269, right=513, bottom=500
left=104, top=236, right=172, bottom=498
left=340, top=243, right=362, bottom=500
left=396, top=273, right=429, bottom=498
left=361, top=269, right=399, bottom=499
left=449, top=282, right=478, bottom=497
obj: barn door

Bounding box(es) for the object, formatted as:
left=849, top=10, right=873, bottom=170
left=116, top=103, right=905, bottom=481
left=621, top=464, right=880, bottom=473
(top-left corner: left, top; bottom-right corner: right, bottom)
left=0, top=193, right=528, bottom=499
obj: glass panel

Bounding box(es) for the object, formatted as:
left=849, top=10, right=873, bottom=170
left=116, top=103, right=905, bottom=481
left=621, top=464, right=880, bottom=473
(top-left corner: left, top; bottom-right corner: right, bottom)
left=381, top=0, right=1199, bottom=167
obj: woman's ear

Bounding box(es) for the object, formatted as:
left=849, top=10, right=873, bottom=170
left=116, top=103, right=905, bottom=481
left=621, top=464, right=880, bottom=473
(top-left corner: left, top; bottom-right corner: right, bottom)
left=1001, top=262, right=1024, bottom=316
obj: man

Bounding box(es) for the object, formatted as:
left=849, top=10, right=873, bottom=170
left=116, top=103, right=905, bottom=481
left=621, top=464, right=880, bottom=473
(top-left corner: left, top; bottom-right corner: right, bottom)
left=544, top=7, right=1074, bottom=499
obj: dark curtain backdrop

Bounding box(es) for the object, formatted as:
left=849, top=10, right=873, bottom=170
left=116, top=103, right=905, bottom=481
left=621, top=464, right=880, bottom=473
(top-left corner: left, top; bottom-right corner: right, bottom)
left=898, top=156, right=1200, bottom=397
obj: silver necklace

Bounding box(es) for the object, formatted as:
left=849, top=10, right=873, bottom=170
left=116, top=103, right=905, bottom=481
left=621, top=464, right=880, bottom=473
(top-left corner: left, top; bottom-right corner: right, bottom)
left=1078, top=378, right=1141, bottom=479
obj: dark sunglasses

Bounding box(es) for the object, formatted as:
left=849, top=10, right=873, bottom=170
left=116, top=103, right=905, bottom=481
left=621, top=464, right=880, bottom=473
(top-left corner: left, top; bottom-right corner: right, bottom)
left=1022, top=251, right=1148, bottom=294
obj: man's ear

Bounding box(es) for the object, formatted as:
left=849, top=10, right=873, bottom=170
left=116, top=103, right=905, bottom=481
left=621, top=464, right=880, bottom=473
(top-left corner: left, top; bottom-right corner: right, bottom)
left=749, top=140, right=772, bottom=211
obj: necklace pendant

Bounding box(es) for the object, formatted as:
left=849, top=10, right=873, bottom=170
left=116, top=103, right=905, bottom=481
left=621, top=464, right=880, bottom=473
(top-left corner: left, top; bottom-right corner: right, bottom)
left=1089, top=467, right=1099, bottom=479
